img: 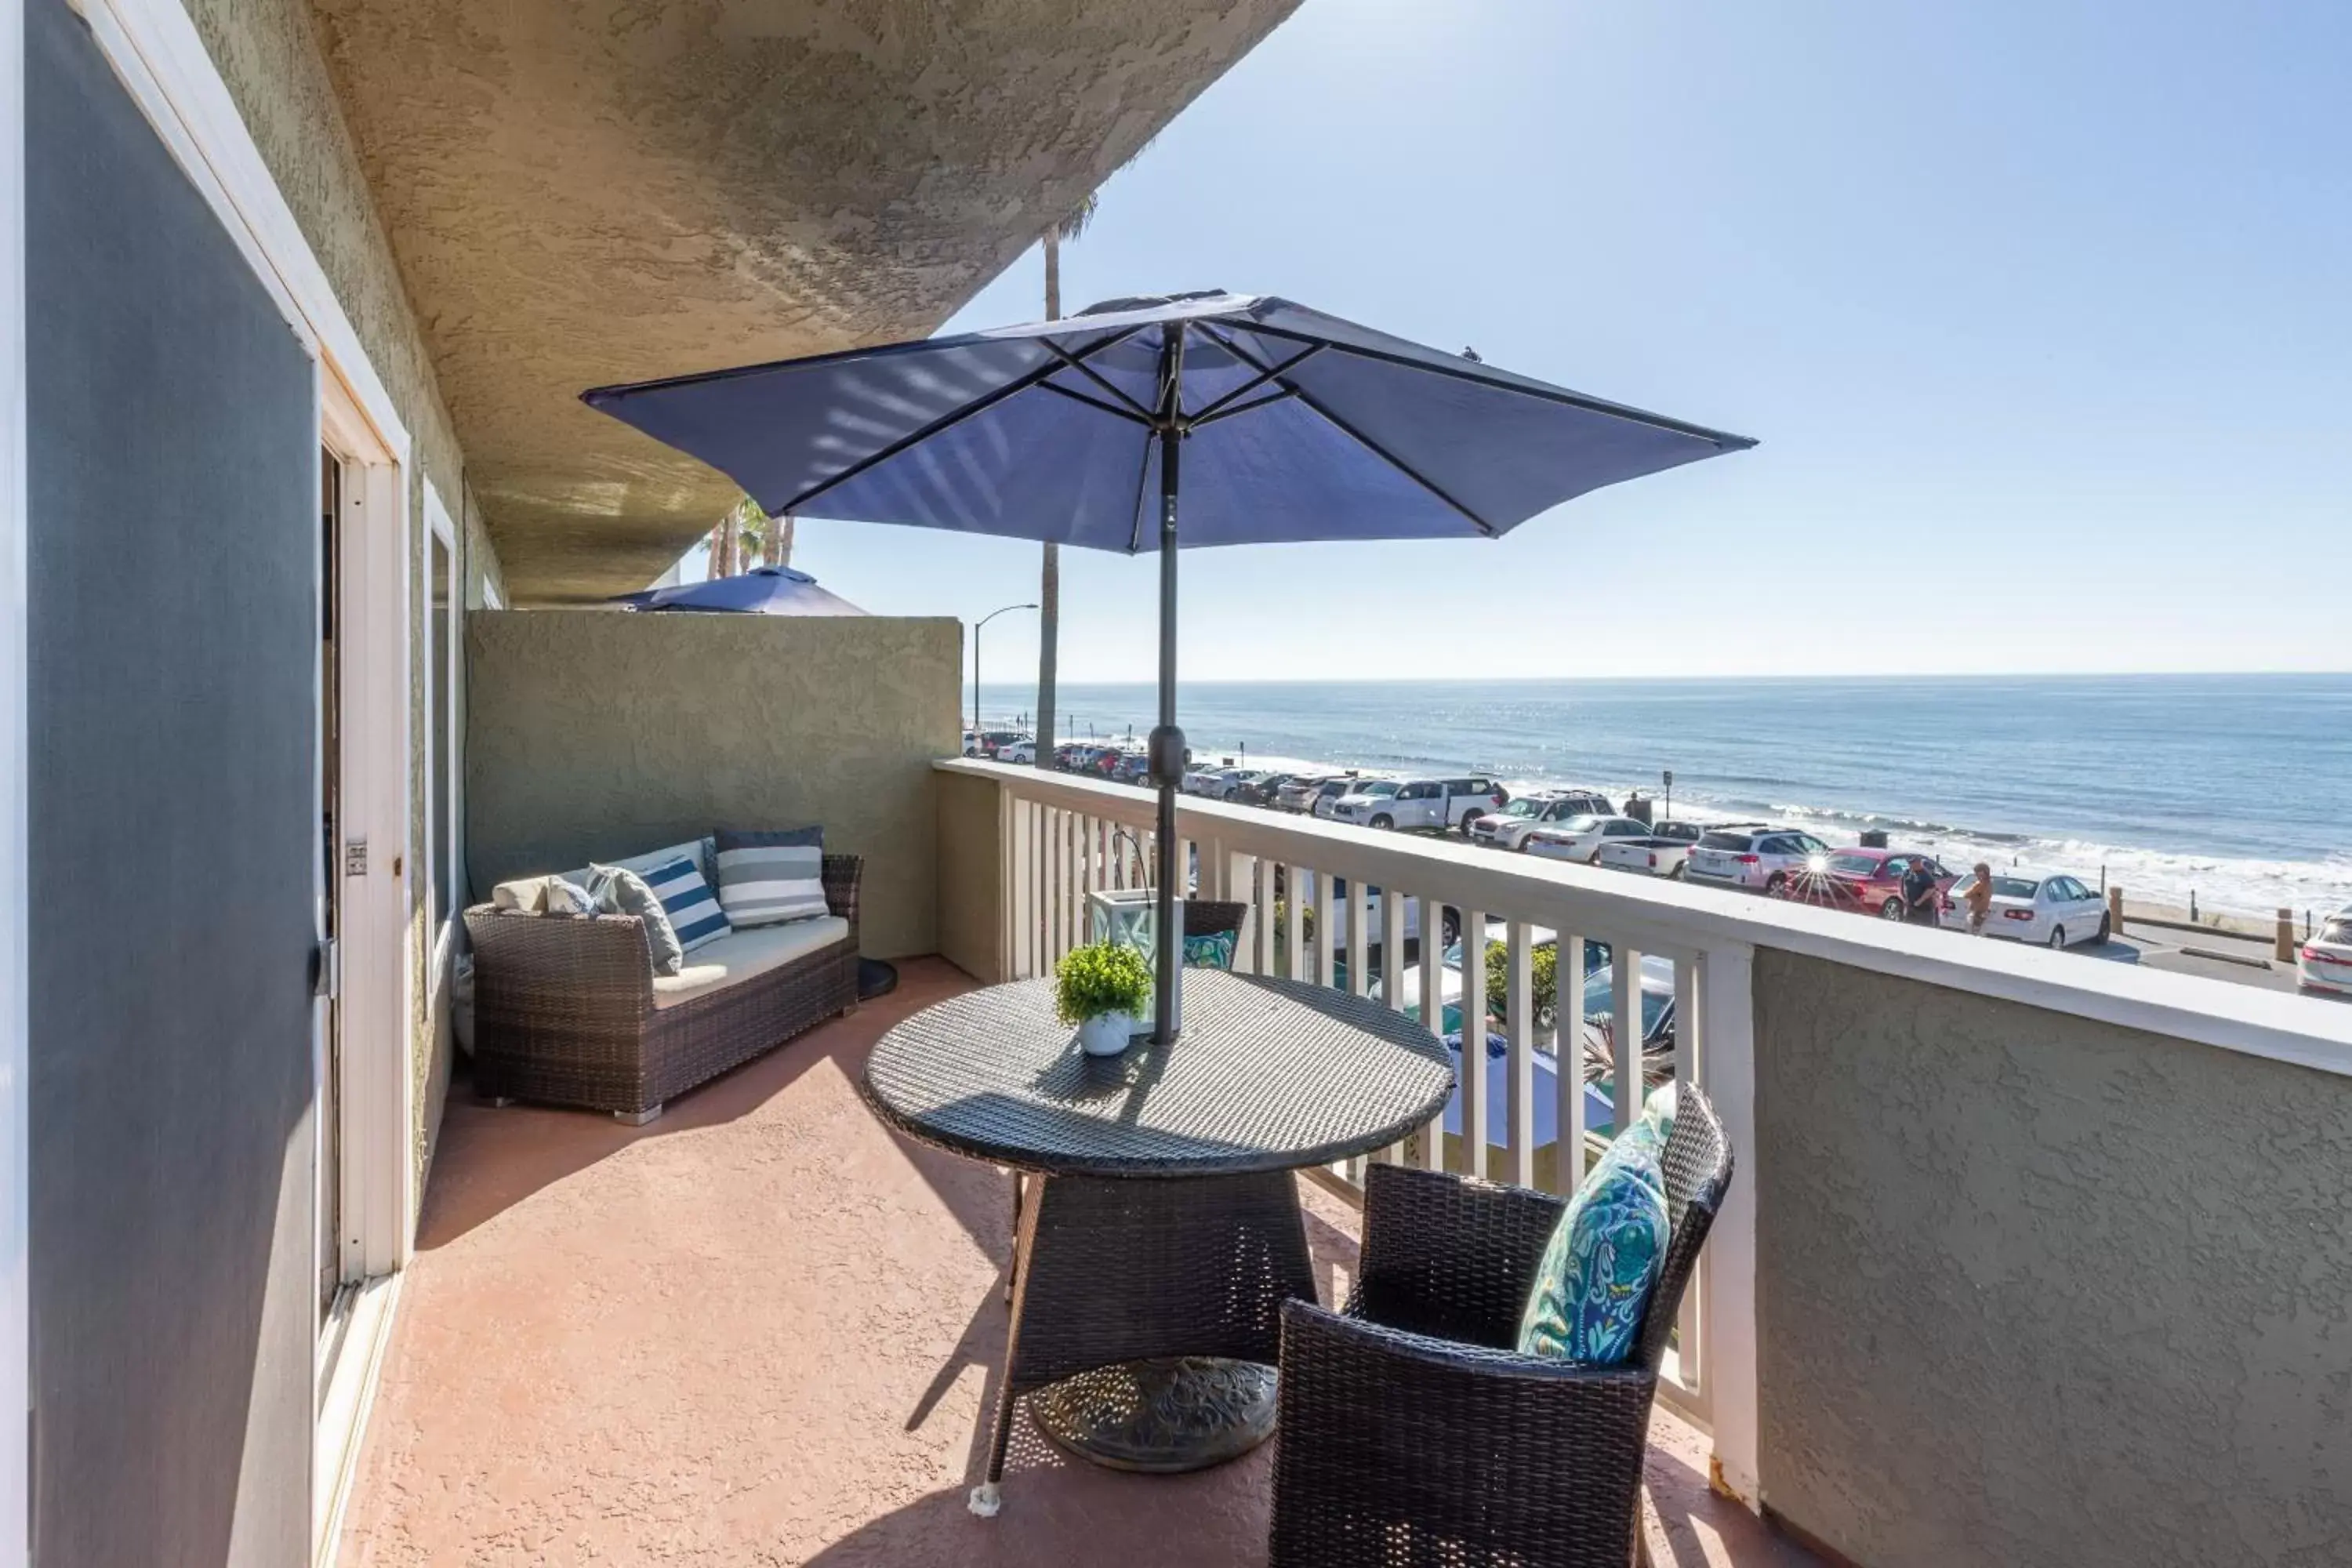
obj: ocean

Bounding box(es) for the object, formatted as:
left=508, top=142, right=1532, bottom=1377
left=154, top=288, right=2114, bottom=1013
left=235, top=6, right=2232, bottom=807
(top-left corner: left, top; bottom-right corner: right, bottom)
left=974, top=673, right=2352, bottom=921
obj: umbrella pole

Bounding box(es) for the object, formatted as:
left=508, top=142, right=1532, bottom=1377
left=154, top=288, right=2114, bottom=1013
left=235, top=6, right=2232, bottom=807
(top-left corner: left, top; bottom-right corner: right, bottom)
left=1150, top=414, right=1182, bottom=1044
left=1149, top=321, right=1186, bottom=1044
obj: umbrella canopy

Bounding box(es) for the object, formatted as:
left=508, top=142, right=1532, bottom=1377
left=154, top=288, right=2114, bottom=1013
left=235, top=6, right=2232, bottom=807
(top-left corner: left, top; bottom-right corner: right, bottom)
left=619, top=565, right=868, bottom=616
left=583, top=292, right=1751, bottom=550
left=584, top=292, right=1755, bottom=1043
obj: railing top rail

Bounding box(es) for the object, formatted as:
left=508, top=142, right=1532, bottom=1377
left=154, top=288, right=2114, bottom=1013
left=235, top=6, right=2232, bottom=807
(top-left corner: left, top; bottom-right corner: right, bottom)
left=937, top=757, right=2352, bottom=1077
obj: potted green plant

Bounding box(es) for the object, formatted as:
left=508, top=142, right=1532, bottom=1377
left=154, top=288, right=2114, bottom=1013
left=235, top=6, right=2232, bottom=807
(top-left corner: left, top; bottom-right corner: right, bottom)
left=1054, top=941, right=1153, bottom=1056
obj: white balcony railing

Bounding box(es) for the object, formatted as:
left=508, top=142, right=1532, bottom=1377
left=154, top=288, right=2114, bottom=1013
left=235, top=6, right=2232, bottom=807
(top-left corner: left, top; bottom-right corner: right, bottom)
left=938, top=755, right=2352, bottom=1517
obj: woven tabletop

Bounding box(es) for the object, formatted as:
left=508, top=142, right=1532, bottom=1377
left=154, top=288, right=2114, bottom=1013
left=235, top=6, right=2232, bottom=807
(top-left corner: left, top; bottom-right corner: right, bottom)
left=862, top=970, right=1454, bottom=1178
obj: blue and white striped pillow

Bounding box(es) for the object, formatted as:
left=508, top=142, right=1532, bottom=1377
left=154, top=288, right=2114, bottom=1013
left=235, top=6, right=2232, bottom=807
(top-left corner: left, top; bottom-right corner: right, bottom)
left=713, top=826, right=830, bottom=928
left=641, top=854, right=731, bottom=953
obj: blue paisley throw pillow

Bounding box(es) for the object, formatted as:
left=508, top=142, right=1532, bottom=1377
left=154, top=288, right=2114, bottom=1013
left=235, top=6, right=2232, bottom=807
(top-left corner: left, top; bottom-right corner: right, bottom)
left=1516, top=1137, right=1672, bottom=1365
left=1181, top=930, right=1238, bottom=970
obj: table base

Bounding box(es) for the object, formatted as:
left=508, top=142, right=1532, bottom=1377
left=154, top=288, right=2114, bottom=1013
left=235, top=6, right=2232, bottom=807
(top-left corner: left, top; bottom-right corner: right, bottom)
left=1029, top=1357, right=1277, bottom=1472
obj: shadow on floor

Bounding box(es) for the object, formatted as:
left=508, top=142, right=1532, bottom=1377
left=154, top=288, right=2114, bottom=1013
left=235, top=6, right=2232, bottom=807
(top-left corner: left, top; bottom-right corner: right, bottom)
left=418, top=956, right=985, bottom=1250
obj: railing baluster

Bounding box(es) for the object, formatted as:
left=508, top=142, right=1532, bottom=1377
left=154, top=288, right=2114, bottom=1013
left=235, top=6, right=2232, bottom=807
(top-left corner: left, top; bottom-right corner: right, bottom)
left=1377, top=891, right=1407, bottom=1161
left=1460, top=909, right=1488, bottom=1178
left=1069, top=813, right=1087, bottom=953
left=1674, top=950, right=1698, bottom=1086
left=1230, top=852, right=1258, bottom=975
left=1418, top=896, right=1446, bottom=1172
left=1673, top=949, right=1704, bottom=1396
left=1612, top=942, right=1643, bottom=1138
left=1344, top=879, right=1369, bottom=998
left=1284, top=864, right=1307, bottom=982
left=1008, top=797, right=1033, bottom=979
left=1311, top=869, right=1335, bottom=989
left=1255, top=858, right=1279, bottom=975
left=1504, top=918, right=1535, bottom=1188
left=1556, top=936, right=1588, bottom=1191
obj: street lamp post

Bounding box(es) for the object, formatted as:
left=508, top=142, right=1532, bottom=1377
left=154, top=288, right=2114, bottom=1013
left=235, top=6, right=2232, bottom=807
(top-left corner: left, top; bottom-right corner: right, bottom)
left=971, top=602, right=1039, bottom=743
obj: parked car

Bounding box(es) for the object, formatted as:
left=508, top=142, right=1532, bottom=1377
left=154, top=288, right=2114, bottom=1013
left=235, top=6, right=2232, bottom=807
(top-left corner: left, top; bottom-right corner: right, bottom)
left=1938, top=869, right=2111, bottom=946
left=1181, top=764, right=1236, bottom=796
left=1798, top=846, right=1960, bottom=920
left=1309, top=776, right=1379, bottom=818
left=1523, top=814, right=1655, bottom=864
left=967, top=728, right=1028, bottom=759
left=1324, top=777, right=1403, bottom=824
left=997, top=739, right=1036, bottom=765
left=1593, top=819, right=1717, bottom=878
left=1231, top=771, right=1295, bottom=808
left=2299, top=906, right=2352, bottom=997
left=1466, top=789, right=1619, bottom=851
left=1109, top=750, right=1151, bottom=783
left=1331, top=775, right=1506, bottom=832
left=1683, top=825, right=1831, bottom=895
left=1273, top=774, right=1336, bottom=811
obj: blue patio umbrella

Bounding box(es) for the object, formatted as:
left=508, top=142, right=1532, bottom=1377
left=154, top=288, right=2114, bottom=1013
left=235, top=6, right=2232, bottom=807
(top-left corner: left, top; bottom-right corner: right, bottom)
left=615, top=564, right=868, bottom=616
left=583, top=291, right=1754, bottom=1043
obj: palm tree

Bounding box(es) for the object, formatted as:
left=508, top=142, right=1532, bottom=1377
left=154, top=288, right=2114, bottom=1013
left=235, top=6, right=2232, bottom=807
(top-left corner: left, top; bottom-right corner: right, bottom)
left=1034, top=191, right=1097, bottom=768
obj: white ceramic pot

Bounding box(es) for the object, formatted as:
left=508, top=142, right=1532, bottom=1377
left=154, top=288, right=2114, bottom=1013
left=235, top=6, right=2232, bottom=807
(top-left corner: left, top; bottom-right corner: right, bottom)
left=1076, top=1011, right=1138, bottom=1057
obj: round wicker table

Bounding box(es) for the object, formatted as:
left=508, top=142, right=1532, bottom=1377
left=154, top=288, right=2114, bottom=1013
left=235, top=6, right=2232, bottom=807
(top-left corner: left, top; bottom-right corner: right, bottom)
left=861, top=968, right=1452, bottom=1512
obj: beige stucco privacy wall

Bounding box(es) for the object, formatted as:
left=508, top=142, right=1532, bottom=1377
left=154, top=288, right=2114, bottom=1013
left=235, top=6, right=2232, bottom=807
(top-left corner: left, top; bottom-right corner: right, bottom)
left=177, top=0, right=506, bottom=1186
left=1750, top=949, right=2352, bottom=1566
left=466, top=612, right=961, bottom=958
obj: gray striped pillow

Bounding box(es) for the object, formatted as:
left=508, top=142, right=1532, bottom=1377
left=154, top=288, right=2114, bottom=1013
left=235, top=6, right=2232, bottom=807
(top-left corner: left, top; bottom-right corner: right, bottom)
left=714, top=827, right=829, bottom=927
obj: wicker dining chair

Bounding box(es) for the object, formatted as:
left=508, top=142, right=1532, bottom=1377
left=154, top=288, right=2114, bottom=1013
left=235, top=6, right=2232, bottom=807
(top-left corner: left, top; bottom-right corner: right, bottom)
left=1269, top=1083, right=1734, bottom=1568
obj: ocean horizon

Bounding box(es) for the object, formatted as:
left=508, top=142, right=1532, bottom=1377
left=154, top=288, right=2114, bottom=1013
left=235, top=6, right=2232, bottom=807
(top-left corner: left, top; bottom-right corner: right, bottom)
left=972, top=671, right=2352, bottom=921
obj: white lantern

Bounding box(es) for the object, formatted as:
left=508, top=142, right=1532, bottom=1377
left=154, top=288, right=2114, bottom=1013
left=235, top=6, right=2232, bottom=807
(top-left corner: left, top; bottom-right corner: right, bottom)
left=1087, top=887, right=1173, bottom=971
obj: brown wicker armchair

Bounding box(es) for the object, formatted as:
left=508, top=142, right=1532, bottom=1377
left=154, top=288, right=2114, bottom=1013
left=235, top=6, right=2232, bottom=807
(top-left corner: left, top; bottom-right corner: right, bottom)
left=465, top=855, right=862, bottom=1123
left=1269, top=1083, right=1734, bottom=1568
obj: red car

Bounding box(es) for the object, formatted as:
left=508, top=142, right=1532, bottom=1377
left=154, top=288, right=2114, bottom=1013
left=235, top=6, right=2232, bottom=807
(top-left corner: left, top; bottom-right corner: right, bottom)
left=1794, top=847, right=1958, bottom=921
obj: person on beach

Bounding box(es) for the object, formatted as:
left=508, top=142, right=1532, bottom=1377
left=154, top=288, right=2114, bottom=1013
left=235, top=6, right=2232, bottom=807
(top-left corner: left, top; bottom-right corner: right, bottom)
left=1901, top=856, right=1943, bottom=926
left=1964, top=862, right=1994, bottom=935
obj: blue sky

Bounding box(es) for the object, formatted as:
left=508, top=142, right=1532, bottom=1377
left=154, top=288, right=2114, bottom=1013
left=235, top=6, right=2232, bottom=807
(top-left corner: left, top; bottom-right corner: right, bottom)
left=688, top=0, right=2350, bottom=681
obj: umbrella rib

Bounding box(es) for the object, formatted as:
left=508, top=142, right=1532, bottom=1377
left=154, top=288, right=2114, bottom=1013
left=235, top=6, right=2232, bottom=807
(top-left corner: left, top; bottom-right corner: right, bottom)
left=1036, top=377, right=1154, bottom=426
left=1200, top=325, right=1501, bottom=538
left=1184, top=343, right=1322, bottom=424
left=779, top=325, right=1145, bottom=512
left=1230, top=315, right=1756, bottom=448
left=1041, top=338, right=1159, bottom=420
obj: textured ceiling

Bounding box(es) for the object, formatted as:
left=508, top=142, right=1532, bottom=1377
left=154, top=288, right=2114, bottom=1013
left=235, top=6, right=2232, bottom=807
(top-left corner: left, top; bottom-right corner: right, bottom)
left=307, top=0, right=1298, bottom=602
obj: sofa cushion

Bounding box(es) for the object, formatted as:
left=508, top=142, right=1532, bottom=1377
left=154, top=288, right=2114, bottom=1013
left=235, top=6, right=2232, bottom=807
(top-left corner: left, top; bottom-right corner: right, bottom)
left=588, top=863, right=684, bottom=975
left=650, top=916, right=851, bottom=1010
left=713, top=826, right=829, bottom=927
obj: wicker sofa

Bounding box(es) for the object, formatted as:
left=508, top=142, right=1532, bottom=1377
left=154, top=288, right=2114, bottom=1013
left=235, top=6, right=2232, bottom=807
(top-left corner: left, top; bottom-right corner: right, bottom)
left=464, top=855, right=862, bottom=1122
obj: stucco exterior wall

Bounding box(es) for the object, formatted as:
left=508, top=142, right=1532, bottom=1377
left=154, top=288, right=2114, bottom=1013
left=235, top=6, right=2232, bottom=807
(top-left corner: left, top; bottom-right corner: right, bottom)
left=466, top=612, right=960, bottom=958
left=1751, top=949, right=2352, bottom=1567
left=934, top=767, right=1004, bottom=984
left=177, top=0, right=507, bottom=1189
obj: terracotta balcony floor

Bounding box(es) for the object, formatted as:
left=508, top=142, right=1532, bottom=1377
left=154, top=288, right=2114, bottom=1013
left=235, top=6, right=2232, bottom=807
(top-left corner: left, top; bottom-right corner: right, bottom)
left=343, top=957, right=1815, bottom=1567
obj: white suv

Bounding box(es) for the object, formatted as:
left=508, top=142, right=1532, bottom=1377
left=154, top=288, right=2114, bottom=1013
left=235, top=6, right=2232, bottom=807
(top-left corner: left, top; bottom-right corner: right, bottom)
left=1523, top=814, right=1653, bottom=863
left=1331, top=775, right=1506, bottom=833
left=1468, top=789, right=1618, bottom=851
left=1684, top=826, right=1831, bottom=895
